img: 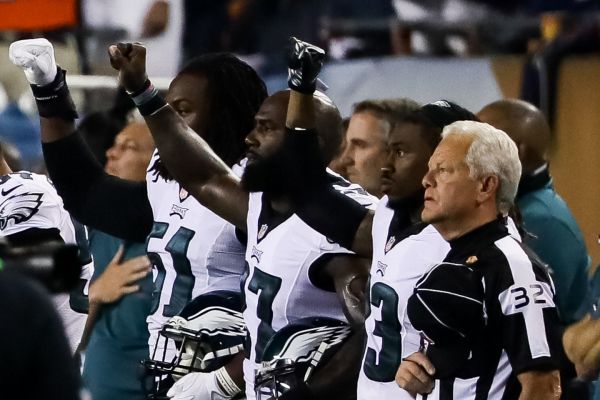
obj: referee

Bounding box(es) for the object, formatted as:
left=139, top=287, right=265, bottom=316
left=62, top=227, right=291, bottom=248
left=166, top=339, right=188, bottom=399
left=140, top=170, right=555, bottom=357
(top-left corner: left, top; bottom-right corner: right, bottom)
left=396, top=121, right=562, bottom=399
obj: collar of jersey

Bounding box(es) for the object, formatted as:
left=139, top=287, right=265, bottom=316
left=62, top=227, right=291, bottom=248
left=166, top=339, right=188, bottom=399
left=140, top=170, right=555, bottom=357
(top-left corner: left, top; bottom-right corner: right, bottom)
left=446, top=217, right=508, bottom=261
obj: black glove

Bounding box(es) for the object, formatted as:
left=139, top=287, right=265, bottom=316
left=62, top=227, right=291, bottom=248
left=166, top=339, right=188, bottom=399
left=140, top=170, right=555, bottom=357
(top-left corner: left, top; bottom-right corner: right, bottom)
left=287, top=37, right=325, bottom=94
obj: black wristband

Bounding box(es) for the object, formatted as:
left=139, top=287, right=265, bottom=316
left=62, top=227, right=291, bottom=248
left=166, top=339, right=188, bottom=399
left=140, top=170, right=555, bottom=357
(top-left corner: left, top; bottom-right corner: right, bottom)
left=127, top=78, right=151, bottom=97
left=30, top=67, right=78, bottom=120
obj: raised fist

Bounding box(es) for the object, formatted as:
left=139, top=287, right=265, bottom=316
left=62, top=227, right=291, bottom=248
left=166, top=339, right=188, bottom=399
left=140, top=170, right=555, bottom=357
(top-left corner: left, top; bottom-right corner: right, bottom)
left=108, top=42, right=148, bottom=93
left=287, top=37, right=325, bottom=94
left=9, top=38, right=58, bottom=86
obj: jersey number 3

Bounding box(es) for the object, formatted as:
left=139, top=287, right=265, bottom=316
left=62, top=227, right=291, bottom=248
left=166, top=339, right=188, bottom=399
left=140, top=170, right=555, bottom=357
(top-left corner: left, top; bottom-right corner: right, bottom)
left=363, top=282, right=402, bottom=382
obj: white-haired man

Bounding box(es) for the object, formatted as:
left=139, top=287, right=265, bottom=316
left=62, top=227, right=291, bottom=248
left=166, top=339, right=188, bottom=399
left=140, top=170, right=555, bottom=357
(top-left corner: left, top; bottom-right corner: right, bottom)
left=395, top=121, right=563, bottom=399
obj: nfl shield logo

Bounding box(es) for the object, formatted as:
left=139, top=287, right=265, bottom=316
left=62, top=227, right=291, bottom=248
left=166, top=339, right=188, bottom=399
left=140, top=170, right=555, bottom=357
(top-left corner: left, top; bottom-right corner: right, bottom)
left=258, top=224, right=268, bottom=240
left=179, top=186, right=190, bottom=202
left=385, top=236, right=395, bottom=253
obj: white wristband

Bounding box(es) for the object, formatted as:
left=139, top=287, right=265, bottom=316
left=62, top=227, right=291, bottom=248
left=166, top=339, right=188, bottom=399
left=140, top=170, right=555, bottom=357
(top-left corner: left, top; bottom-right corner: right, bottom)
left=215, top=366, right=242, bottom=397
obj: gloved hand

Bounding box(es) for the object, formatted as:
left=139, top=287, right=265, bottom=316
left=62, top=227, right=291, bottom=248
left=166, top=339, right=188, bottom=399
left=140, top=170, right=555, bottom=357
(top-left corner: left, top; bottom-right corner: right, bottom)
left=167, top=371, right=233, bottom=400
left=9, top=38, right=58, bottom=86
left=286, top=37, right=325, bottom=94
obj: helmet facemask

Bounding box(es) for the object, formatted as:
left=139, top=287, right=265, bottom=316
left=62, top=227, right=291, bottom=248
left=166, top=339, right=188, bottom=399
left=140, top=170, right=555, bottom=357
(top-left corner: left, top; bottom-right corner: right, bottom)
left=142, top=291, right=247, bottom=400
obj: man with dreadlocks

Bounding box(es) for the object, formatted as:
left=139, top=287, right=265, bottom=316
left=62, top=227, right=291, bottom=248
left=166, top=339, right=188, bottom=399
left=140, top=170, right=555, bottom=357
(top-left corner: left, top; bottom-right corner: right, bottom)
left=9, top=38, right=268, bottom=399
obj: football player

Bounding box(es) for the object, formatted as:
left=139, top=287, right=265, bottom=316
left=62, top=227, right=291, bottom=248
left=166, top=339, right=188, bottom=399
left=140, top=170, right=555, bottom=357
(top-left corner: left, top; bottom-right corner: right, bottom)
left=9, top=37, right=267, bottom=379
left=0, top=141, right=92, bottom=352
left=106, top=39, right=376, bottom=400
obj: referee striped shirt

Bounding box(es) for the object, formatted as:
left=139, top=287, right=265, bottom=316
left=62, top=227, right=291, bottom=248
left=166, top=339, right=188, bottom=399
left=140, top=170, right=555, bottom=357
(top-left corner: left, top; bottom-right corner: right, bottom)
left=418, top=218, right=562, bottom=400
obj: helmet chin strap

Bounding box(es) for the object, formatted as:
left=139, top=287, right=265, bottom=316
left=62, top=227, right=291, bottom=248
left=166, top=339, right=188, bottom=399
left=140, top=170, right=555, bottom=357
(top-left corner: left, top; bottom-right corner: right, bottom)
left=303, top=341, right=329, bottom=382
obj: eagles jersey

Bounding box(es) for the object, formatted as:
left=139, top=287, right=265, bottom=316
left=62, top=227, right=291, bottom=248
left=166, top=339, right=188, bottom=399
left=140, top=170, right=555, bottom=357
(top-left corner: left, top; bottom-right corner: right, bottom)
left=242, top=172, right=378, bottom=400
left=0, top=171, right=92, bottom=352
left=145, top=151, right=246, bottom=357
left=358, top=196, right=450, bottom=400
left=417, top=218, right=561, bottom=400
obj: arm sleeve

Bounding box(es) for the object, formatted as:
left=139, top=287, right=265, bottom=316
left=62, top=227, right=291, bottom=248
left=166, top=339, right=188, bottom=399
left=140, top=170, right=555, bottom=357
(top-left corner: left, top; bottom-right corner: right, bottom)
left=282, top=128, right=368, bottom=249
left=42, top=133, right=153, bottom=242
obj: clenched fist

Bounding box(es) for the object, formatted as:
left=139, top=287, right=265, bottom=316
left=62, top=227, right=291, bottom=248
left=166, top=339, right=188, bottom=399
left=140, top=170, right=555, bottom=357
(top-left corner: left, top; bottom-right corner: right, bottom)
left=108, top=42, right=149, bottom=93
left=287, top=37, right=326, bottom=94
left=9, top=38, right=58, bottom=86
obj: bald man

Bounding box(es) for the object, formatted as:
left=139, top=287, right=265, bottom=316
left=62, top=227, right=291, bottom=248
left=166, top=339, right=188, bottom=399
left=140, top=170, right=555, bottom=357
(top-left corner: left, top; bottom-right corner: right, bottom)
left=478, top=99, right=590, bottom=326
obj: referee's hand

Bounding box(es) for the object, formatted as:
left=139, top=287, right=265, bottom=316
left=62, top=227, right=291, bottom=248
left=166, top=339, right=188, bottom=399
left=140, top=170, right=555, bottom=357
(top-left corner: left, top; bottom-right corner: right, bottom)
left=395, top=352, right=435, bottom=397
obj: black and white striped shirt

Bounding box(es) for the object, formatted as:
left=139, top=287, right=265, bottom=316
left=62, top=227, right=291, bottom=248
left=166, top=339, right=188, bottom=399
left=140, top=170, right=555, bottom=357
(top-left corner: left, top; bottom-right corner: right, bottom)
left=418, top=218, right=562, bottom=400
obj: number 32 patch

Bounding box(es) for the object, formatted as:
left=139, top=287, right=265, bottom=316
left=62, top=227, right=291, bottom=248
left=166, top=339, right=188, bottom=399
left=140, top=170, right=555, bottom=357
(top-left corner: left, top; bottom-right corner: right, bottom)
left=499, top=282, right=556, bottom=316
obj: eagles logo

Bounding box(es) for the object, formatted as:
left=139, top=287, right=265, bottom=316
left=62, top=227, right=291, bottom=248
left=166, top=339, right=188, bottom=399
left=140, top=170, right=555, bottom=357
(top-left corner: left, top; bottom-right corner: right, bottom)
left=183, top=306, right=246, bottom=336
left=275, top=325, right=352, bottom=363
left=0, top=191, right=43, bottom=230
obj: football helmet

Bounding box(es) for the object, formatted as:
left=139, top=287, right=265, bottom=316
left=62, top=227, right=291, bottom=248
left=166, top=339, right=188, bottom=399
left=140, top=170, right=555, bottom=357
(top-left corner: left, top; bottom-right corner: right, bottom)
left=143, top=290, right=247, bottom=398
left=254, top=317, right=352, bottom=400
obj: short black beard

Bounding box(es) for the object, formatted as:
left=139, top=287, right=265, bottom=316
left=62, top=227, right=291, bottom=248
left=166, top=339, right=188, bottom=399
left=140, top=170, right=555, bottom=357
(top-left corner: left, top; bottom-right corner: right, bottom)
left=241, top=152, right=288, bottom=195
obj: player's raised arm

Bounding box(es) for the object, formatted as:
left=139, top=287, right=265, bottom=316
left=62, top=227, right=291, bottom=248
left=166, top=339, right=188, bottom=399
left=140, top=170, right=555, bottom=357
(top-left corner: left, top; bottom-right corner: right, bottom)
left=283, top=37, right=374, bottom=257
left=9, top=39, right=153, bottom=242
left=9, top=38, right=77, bottom=143
left=108, top=42, right=248, bottom=230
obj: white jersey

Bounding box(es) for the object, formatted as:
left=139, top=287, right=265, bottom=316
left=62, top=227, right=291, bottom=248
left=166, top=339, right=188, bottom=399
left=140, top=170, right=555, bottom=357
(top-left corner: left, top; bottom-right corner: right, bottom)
left=358, top=196, right=450, bottom=400
left=0, top=171, right=92, bottom=352
left=243, top=173, right=378, bottom=400
left=145, top=151, right=246, bottom=357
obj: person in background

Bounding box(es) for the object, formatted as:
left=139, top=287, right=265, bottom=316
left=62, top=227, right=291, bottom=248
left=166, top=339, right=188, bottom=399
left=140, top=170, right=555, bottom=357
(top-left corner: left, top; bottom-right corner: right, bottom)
left=477, top=98, right=590, bottom=325
left=82, top=0, right=183, bottom=77
left=341, top=98, right=420, bottom=197
left=327, top=116, right=349, bottom=177
left=563, top=266, right=600, bottom=400
left=80, top=121, right=155, bottom=400
left=77, top=88, right=136, bottom=167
